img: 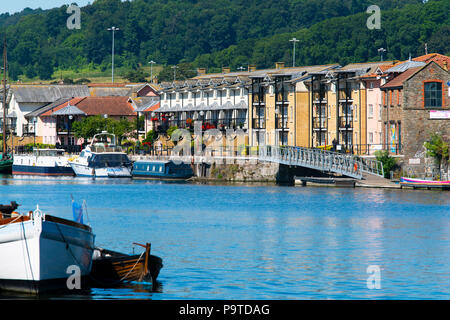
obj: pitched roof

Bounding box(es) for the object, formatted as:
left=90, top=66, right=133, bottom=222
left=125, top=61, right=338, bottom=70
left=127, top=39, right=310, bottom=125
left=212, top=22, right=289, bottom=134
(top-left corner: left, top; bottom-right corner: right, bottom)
left=75, top=96, right=136, bottom=116
left=413, top=53, right=450, bottom=69
left=128, top=96, right=160, bottom=112
left=143, top=102, right=160, bottom=113
left=52, top=104, right=87, bottom=116
left=380, top=67, right=422, bottom=89
left=385, top=60, right=426, bottom=73
left=40, top=97, right=87, bottom=116
left=89, top=87, right=132, bottom=97
left=10, top=85, right=90, bottom=103
left=25, top=98, right=72, bottom=119
left=43, top=96, right=135, bottom=117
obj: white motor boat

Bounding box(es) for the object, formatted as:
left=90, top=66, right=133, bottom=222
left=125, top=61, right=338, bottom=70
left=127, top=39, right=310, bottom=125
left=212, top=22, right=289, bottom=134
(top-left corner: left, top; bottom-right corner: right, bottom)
left=0, top=202, right=95, bottom=294
left=12, top=148, right=74, bottom=176
left=68, top=132, right=132, bottom=178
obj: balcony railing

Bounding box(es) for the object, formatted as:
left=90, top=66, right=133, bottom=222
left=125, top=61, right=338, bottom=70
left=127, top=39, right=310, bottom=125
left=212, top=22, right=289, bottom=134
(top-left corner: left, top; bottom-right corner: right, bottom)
left=22, top=124, right=36, bottom=136
left=252, top=95, right=265, bottom=105
left=252, top=118, right=266, bottom=129
left=338, top=90, right=353, bottom=101
left=313, top=92, right=327, bottom=102
left=275, top=92, right=289, bottom=103
left=339, top=116, right=353, bottom=129
left=275, top=116, right=288, bottom=129
left=313, top=117, right=327, bottom=130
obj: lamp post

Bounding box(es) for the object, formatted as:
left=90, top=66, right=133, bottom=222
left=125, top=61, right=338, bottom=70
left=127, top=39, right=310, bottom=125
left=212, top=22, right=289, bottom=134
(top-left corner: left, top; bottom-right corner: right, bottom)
left=378, top=48, right=387, bottom=62
left=32, top=117, right=37, bottom=147
left=149, top=60, right=156, bottom=83
left=107, top=27, right=120, bottom=83
left=289, top=37, right=300, bottom=67
left=68, top=115, right=73, bottom=149
left=171, top=65, right=178, bottom=82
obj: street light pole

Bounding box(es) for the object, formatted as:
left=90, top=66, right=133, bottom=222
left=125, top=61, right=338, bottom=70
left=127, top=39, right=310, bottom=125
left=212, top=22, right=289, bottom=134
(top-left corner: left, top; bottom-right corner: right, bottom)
left=171, top=65, right=178, bottom=82
left=289, top=38, right=299, bottom=67
left=107, top=27, right=120, bottom=83
left=378, top=48, right=387, bottom=62
left=149, top=60, right=156, bottom=83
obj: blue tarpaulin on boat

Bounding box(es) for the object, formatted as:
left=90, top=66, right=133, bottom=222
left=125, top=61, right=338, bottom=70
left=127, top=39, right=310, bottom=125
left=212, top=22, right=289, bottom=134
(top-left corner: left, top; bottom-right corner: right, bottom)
left=72, top=201, right=83, bottom=224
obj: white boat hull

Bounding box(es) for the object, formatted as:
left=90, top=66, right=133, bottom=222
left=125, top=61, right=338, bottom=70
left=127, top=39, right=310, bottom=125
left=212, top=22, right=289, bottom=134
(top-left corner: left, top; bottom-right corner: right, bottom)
left=12, top=152, right=74, bottom=176
left=0, top=213, right=95, bottom=293
left=69, top=162, right=132, bottom=178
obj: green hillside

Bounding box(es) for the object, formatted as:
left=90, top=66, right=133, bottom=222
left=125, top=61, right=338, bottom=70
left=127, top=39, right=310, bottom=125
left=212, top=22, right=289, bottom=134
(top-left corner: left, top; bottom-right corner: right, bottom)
left=0, top=0, right=438, bottom=82
left=192, top=0, right=450, bottom=72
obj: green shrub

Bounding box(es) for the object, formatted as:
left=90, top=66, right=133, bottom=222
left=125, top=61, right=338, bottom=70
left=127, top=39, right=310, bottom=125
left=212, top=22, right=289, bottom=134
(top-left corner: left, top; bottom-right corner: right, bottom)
left=374, top=150, right=398, bottom=179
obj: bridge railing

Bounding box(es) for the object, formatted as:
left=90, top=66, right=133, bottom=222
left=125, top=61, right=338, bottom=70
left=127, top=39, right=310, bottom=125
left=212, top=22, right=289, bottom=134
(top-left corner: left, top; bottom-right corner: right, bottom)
left=357, top=156, right=385, bottom=178
left=132, top=144, right=385, bottom=180
left=258, top=145, right=384, bottom=179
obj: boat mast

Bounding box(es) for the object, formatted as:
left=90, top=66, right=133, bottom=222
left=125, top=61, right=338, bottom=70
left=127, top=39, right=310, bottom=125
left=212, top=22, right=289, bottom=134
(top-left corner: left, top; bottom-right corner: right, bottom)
left=2, top=37, right=7, bottom=158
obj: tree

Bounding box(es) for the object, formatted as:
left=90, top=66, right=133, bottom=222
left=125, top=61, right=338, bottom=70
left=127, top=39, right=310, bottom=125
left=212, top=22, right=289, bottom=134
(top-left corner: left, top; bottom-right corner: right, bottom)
left=158, top=63, right=197, bottom=82
left=71, top=115, right=109, bottom=141
left=374, top=150, right=398, bottom=179
left=424, top=133, right=449, bottom=179
left=71, top=115, right=134, bottom=144
left=123, top=68, right=149, bottom=82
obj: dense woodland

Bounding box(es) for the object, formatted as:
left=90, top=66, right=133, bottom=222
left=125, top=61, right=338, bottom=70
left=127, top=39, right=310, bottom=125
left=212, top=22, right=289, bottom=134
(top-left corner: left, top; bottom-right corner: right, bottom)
left=0, top=0, right=448, bottom=82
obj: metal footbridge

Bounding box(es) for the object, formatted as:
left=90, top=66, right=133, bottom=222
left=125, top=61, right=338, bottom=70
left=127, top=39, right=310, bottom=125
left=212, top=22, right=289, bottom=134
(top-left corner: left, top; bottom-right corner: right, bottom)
left=135, top=145, right=384, bottom=180
left=256, top=145, right=384, bottom=180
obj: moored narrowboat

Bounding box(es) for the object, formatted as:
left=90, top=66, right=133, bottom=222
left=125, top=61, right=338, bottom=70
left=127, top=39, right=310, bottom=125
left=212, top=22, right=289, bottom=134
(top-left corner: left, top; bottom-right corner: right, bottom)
left=132, top=160, right=194, bottom=180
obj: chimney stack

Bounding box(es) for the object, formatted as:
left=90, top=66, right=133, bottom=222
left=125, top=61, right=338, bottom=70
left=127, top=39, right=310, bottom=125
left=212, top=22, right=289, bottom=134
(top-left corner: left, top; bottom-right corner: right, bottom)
left=197, top=68, right=207, bottom=76
left=275, top=62, right=285, bottom=69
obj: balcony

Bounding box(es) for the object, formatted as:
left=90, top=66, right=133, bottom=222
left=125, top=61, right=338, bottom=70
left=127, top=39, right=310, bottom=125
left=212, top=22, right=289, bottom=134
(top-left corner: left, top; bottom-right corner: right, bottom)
left=275, top=92, right=289, bottom=103
left=338, top=90, right=353, bottom=102
left=22, top=123, right=36, bottom=136
left=252, top=95, right=265, bottom=105
left=252, top=118, right=266, bottom=129
left=275, top=116, right=288, bottom=130
left=313, top=117, right=327, bottom=130
left=338, top=116, right=353, bottom=130
left=313, top=92, right=327, bottom=103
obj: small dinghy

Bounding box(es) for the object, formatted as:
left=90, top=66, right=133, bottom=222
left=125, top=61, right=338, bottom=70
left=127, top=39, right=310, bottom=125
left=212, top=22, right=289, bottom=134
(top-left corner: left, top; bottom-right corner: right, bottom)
left=400, top=177, right=450, bottom=189
left=90, top=242, right=163, bottom=289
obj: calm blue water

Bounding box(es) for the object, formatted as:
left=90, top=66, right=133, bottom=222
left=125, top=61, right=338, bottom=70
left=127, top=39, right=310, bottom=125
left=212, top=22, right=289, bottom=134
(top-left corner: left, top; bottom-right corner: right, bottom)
left=0, top=175, right=449, bottom=300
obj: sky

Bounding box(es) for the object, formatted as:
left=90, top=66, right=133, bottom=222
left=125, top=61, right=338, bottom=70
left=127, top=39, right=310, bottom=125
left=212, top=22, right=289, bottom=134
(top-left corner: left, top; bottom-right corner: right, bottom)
left=1, top=1, right=93, bottom=14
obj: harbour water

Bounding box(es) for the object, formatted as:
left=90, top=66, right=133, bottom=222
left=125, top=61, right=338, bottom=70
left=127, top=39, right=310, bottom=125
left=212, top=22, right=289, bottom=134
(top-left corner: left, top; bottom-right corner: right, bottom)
left=0, top=175, right=449, bottom=300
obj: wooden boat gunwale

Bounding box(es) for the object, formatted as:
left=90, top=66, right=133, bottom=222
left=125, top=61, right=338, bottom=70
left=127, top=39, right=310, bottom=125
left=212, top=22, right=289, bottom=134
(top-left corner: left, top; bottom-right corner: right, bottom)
left=91, top=242, right=163, bottom=286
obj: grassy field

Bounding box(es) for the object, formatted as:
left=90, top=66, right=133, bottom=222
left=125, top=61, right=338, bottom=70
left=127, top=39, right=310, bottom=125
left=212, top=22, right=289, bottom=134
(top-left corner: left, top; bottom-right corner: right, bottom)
left=15, top=64, right=164, bottom=84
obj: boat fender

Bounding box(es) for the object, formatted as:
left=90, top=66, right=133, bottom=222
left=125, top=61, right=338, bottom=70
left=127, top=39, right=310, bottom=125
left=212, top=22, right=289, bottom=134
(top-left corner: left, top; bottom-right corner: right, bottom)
left=354, top=163, right=358, bottom=172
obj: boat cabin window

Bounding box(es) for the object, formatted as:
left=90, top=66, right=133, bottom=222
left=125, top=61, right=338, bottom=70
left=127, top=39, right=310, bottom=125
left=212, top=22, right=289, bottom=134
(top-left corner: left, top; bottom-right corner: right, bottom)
left=33, top=149, right=64, bottom=157
left=88, top=154, right=130, bottom=168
